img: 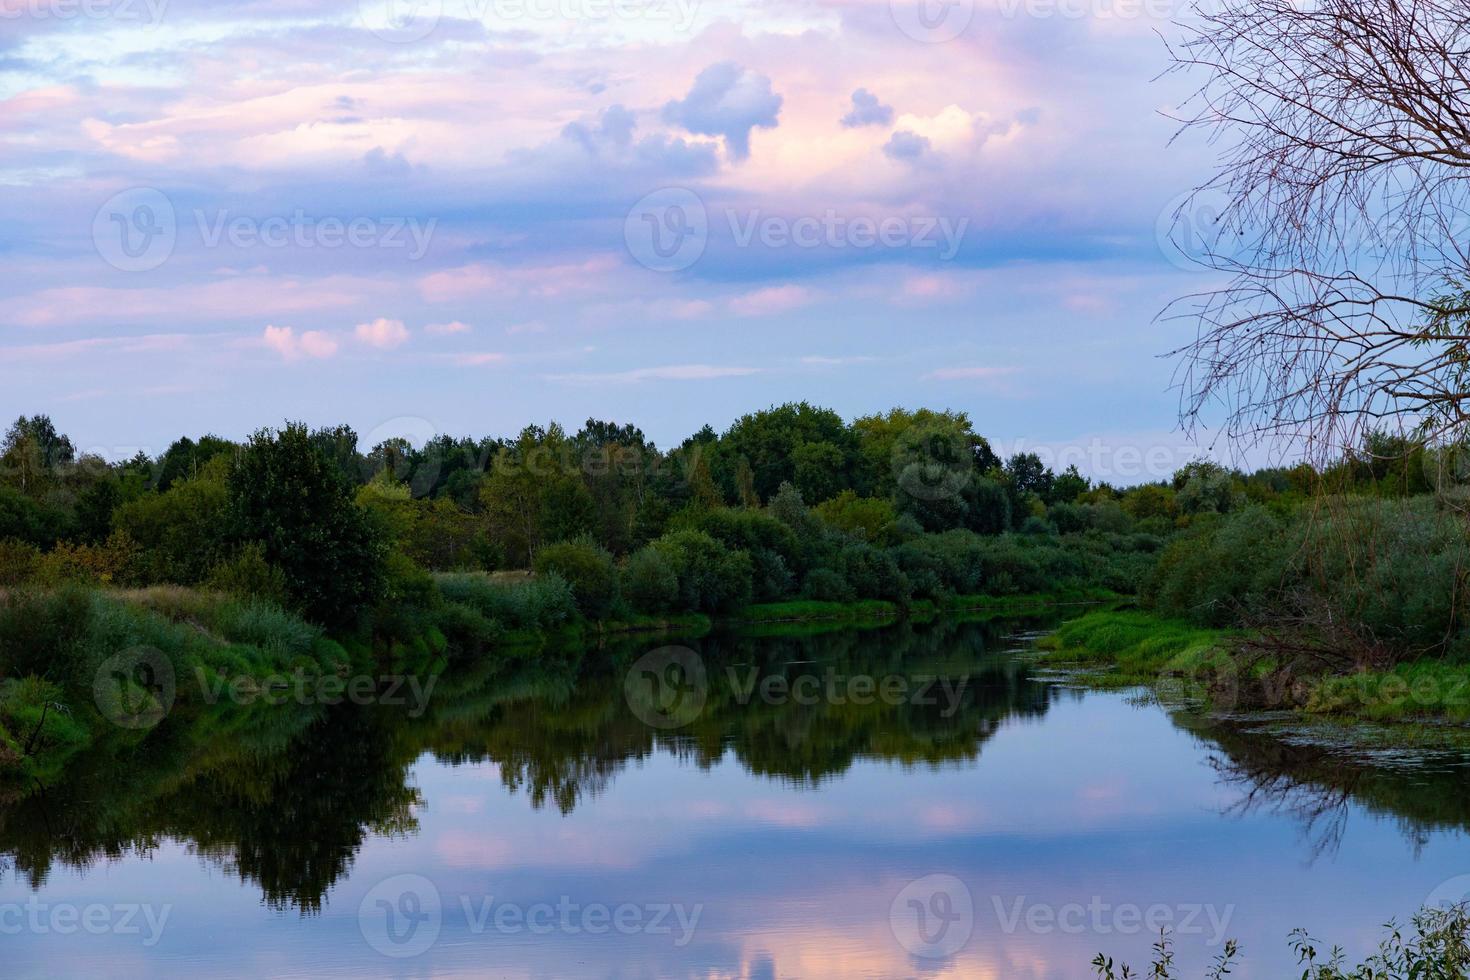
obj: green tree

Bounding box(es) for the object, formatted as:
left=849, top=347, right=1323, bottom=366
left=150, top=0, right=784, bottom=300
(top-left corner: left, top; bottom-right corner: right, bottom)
left=1, top=415, right=76, bottom=494
left=717, top=402, right=859, bottom=504
left=227, top=423, right=385, bottom=625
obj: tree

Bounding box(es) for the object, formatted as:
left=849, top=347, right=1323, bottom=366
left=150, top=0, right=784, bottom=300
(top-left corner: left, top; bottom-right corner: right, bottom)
left=1, top=416, right=75, bottom=493
left=1167, top=0, right=1470, bottom=457
left=479, top=424, right=593, bottom=566
left=717, top=402, right=859, bottom=503
left=154, top=435, right=235, bottom=491
left=533, top=537, right=618, bottom=619
left=227, top=423, right=385, bottom=625
left=852, top=408, right=999, bottom=497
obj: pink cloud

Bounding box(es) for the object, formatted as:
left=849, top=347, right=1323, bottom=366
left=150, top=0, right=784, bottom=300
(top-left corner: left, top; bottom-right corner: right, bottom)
left=11, top=276, right=373, bottom=328
left=425, top=320, right=472, bottom=335
left=0, top=333, right=194, bottom=360
left=728, top=284, right=813, bottom=317
left=262, top=324, right=339, bottom=360
left=418, top=256, right=620, bottom=303
left=355, top=317, right=409, bottom=349
left=455, top=352, right=507, bottom=366
left=901, top=273, right=969, bottom=301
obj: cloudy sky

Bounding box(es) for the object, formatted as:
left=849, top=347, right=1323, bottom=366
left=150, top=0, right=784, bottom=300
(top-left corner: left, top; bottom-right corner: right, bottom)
left=0, top=0, right=1240, bottom=481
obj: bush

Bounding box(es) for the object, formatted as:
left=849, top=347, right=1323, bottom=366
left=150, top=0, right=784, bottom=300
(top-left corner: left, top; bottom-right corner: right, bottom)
left=649, top=529, right=753, bottom=613
left=622, top=547, right=680, bottom=614
left=34, top=531, right=140, bottom=587
left=814, top=491, right=897, bottom=543
left=0, top=587, right=96, bottom=687
left=835, top=542, right=911, bottom=602
left=802, top=567, right=854, bottom=602
left=1145, top=507, right=1291, bottom=626
left=0, top=538, right=40, bottom=587
left=435, top=572, right=577, bottom=631
left=533, top=537, right=618, bottom=619
left=205, top=543, right=289, bottom=605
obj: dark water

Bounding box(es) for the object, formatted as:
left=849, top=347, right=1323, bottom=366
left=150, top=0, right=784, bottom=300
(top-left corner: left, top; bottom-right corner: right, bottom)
left=4, top=614, right=1470, bottom=978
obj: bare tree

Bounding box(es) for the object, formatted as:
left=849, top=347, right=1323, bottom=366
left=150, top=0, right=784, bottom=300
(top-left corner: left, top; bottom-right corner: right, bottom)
left=1165, top=0, right=1470, bottom=460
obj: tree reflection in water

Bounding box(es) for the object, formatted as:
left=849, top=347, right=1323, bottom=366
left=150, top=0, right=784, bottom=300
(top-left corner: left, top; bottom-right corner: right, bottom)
left=3, top=613, right=1465, bottom=913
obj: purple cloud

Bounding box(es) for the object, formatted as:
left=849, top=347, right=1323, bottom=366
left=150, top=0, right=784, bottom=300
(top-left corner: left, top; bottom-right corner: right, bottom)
left=841, top=88, right=894, bottom=128
left=663, top=62, right=782, bottom=161
left=883, top=130, right=932, bottom=162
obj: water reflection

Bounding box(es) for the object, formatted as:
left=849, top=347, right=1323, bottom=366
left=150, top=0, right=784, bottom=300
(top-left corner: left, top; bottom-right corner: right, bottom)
left=1182, top=712, right=1470, bottom=860
left=2, top=614, right=1469, bottom=978
left=0, top=617, right=1057, bottom=912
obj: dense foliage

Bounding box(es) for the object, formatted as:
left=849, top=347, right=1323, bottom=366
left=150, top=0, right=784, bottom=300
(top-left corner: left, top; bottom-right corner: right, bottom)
left=0, top=407, right=1172, bottom=631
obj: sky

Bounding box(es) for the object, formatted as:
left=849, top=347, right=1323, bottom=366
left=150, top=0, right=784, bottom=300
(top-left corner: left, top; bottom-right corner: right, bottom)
left=0, top=0, right=1254, bottom=483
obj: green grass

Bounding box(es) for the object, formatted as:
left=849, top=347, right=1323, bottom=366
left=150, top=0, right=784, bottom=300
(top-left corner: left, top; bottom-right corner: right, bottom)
left=0, top=586, right=351, bottom=784
left=732, top=599, right=900, bottom=622
left=1304, top=660, right=1470, bottom=723
left=1039, top=609, right=1233, bottom=689
left=1043, top=609, right=1470, bottom=725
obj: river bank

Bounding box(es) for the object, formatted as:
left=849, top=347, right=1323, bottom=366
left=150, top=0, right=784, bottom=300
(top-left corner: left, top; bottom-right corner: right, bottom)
left=1039, top=608, right=1470, bottom=727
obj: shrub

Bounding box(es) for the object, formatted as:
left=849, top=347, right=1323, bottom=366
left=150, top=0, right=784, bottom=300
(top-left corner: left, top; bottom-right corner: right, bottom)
left=435, top=573, right=577, bottom=631
left=533, top=537, right=618, bottom=619
left=205, top=543, right=289, bottom=605
left=622, top=547, right=680, bottom=613
left=802, top=567, right=854, bottom=602
left=834, top=542, right=911, bottom=602
left=0, top=588, right=95, bottom=687
left=34, top=531, right=140, bottom=587
left=0, top=538, right=40, bottom=587
left=814, top=491, right=898, bottom=543
left=649, top=529, right=754, bottom=613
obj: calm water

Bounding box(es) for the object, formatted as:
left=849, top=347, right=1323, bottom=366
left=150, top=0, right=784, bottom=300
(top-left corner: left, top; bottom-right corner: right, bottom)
left=4, top=615, right=1470, bottom=978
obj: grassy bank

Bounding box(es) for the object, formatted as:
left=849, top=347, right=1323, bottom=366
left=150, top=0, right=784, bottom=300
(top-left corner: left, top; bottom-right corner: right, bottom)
left=0, top=586, right=366, bottom=784
left=1039, top=610, right=1230, bottom=685
left=1041, top=608, right=1470, bottom=724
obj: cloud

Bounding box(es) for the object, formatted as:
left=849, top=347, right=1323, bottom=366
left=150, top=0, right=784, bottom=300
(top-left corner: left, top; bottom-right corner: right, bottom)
left=901, top=273, right=970, bottom=302
left=562, top=104, right=637, bottom=154
left=924, top=366, right=1021, bottom=381
left=426, top=320, right=471, bottom=335
left=728, top=284, right=812, bottom=317
left=883, top=129, right=932, bottom=162
left=0, top=333, right=195, bottom=360
left=418, top=256, right=619, bottom=303
left=263, top=325, right=339, bottom=360
left=455, top=352, right=506, bottom=366
left=841, top=88, right=894, bottom=128
left=663, top=62, right=782, bottom=161
left=545, top=364, right=760, bottom=384
left=355, top=317, right=409, bottom=349
left=504, top=320, right=546, bottom=334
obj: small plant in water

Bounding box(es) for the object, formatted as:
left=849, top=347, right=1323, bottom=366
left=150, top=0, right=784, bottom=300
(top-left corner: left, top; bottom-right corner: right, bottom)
left=1093, top=905, right=1470, bottom=979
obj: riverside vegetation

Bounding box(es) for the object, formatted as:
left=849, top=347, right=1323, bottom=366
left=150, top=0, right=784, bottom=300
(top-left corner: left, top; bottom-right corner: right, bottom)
left=5, top=410, right=1470, bottom=968
left=5, top=410, right=1470, bottom=781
